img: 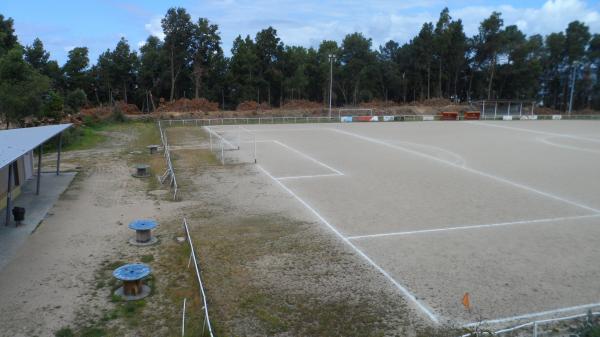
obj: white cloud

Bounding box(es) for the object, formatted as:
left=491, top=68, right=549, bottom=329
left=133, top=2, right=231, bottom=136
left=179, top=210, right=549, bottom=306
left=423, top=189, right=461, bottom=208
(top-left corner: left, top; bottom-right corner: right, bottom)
left=144, top=0, right=599, bottom=55
left=453, top=0, right=600, bottom=37
left=144, top=16, right=164, bottom=40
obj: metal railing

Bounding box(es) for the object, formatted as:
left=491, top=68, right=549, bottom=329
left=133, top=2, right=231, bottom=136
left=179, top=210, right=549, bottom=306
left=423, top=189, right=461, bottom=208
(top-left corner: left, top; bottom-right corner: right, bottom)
left=461, top=309, right=600, bottom=337
left=158, top=120, right=178, bottom=200
left=183, top=217, right=215, bottom=337
left=159, top=114, right=600, bottom=126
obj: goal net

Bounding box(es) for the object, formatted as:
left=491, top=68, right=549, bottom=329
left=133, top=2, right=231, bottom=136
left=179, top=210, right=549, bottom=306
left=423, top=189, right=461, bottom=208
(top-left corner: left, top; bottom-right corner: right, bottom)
left=203, top=126, right=257, bottom=165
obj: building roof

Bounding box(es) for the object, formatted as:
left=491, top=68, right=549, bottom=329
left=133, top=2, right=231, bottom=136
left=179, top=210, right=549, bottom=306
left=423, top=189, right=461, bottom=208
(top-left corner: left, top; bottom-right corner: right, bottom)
left=0, top=124, right=72, bottom=169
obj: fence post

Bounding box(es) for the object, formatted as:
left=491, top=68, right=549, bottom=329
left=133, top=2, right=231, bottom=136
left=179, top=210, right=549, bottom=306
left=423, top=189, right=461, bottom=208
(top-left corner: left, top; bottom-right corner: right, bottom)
left=253, top=134, right=257, bottom=164
left=533, top=321, right=538, bottom=337
left=494, top=102, right=498, bottom=119
left=181, top=298, right=186, bottom=337
left=519, top=103, right=523, bottom=116
left=221, top=140, right=224, bottom=165
left=209, top=131, right=213, bottom=151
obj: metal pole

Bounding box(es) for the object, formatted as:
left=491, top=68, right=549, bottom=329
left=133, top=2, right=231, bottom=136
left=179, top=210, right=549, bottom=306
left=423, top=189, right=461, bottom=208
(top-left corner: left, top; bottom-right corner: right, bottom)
left=507, top=102, right=511, bottom=116
left=519, top=102, right=523, bottom=116
left=221, top=140, right=224, bottom=165
left=5, top=162, right=13, bottom=226
left=482, top=101, right=485, bottom=117
left=494, top=102, right=497, bottom=119
left=36, top=145, right=42, bottom=195
left=181, top=298, right=186, bottom=337
left=209, top=131, right=213, bottom=152
left=531, top=102, right=535, bottom=115
left=533, top=321, right=538, bottom=337
left=328, top=54, right=334, bottom=119
left=56, top=133, right=62, bottom=175
left=568, top=63, right=577, bottom=115
left=253, top=134, right=257, bottom=163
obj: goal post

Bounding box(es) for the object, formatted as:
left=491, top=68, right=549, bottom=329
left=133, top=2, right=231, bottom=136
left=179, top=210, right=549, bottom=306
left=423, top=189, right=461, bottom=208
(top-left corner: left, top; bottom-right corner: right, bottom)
left=203, top=125, right=257, bottom=165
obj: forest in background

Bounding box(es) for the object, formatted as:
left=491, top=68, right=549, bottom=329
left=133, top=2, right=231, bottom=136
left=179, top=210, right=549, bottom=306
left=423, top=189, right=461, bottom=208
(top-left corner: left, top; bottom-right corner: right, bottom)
left=0, top=7, right=599, bottom=125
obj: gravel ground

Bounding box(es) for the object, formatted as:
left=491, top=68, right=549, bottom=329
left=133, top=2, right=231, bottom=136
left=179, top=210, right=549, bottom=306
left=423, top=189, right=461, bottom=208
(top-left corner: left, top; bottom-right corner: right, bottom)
left=209, top=120, right=600, bottom=328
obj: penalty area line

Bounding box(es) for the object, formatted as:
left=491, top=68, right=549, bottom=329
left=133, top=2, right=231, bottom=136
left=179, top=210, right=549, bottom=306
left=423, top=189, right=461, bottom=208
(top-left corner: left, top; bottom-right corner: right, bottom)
left=347, top=214, right=600, bottom=240
left=272, top=140, right=344, bottom=176
left=256, top=164, right=440, bottom=324
left=275, top=173, right=344, bottom=180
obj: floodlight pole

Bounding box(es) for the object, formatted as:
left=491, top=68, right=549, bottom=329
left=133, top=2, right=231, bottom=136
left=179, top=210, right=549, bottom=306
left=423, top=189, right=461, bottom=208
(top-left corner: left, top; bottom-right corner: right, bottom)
left=568, top=62, right=578, bottom=116
left=328, top=54, right=335, bottom=119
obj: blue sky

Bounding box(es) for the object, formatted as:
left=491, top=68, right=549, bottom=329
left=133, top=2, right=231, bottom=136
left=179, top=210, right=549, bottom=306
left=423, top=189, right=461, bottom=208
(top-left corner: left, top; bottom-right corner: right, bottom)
left=1, top=0, right=599, bottom=65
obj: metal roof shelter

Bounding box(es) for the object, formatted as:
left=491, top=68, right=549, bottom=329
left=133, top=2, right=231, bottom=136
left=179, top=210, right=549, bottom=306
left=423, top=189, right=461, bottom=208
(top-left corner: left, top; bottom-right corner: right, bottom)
left=1, top=124, right=72, bottom=225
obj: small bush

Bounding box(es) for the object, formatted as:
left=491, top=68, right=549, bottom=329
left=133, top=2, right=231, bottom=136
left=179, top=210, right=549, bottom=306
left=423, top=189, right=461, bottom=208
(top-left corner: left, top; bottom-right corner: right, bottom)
left=110, top=106, right=126, bottom=123
left=65, top=89, right=87, bottom=113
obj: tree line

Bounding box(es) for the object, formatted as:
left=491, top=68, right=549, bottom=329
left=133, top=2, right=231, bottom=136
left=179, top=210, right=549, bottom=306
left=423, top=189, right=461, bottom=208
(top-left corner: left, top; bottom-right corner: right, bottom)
left=1, top=7, right=599, bottom=125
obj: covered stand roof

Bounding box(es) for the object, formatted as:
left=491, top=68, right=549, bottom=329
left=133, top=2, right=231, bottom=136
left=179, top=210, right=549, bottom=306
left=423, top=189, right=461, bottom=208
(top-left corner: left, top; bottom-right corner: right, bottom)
left=0, top=124, right=72, bottom=169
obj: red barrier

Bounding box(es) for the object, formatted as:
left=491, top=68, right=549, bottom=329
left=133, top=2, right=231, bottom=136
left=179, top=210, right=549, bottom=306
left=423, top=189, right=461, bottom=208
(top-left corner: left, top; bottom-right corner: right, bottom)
left=441, top=112, right=458, bottom=120
left=355, top=116, right=372, bottom=122
left=463, top=111, right=481, bottom=120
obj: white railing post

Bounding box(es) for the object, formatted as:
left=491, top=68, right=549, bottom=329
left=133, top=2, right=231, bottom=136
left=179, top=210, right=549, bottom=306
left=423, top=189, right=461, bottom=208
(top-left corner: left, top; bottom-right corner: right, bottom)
left=221, top=140, right=224, bottom=165
left=182, top=218, right=215, bottom=337
left=181, top=298, right=186, bottom=337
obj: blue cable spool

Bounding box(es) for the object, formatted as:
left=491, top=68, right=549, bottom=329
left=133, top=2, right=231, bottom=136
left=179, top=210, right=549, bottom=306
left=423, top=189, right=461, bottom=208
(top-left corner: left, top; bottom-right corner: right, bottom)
left=113, top=263, right=151, bottom=281
left=128, top=219, right=157, bottom=231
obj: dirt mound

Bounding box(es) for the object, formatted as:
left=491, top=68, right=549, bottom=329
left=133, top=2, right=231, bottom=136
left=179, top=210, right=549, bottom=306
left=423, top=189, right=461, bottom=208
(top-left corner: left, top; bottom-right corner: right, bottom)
left=79, top=101, right=140, bottom=119
left=80, top=106, right=112, bottom=119
left=418, top=98, right=453, bottom=107
left=157, top=98, right=219, bottom=113
left=236, top=100, right=271, bottom=111
left=534, top=106, right=562, bottom=115
left=359, top=100, right=397, bottom=108
left=115, top=101, right=141, bottom=114
left=281, top=99, right=322, bottom=110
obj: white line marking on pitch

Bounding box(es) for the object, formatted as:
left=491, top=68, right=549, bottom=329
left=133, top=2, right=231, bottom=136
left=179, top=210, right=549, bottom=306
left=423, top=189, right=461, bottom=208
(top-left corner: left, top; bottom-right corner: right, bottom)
left=272, top=140, right=344, bottom=176
left=467, top=121, right=600, bottom=144
left=276, top=173, right=343, bottom=180
left=386, top=139, right=467, bottom=167
left=256, top=164, right=440, bottom=324
left=538, top=136, right=600, bottom=155
left=347, top=214, right=600, bottom=240
left=464, top=302, right=600, bottom=327
left=330, top=128, right=600, bottom=214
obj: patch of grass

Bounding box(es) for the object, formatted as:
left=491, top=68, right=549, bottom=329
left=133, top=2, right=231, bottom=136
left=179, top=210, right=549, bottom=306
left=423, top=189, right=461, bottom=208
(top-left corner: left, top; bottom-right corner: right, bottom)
left=54, top=327, right=74, bottom=337
left=140, top=254, right=154, bottom=263
left=62, top=125, right=108, bottom=151
left=79, top=326, right=106, bottom=337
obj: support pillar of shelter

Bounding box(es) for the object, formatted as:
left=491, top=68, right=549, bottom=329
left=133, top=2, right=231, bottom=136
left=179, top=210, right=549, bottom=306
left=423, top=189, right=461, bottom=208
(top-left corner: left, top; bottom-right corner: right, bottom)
left=5, top=162, right=13, bottom=226
left=56, top=133, right=62, bottom=175
left=36, top=145, right=42, bottom=195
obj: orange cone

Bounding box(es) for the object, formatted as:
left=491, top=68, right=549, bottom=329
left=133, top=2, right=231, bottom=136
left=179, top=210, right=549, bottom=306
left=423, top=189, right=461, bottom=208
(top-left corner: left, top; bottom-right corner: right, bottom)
left=462, top=292, right=471, bottom=311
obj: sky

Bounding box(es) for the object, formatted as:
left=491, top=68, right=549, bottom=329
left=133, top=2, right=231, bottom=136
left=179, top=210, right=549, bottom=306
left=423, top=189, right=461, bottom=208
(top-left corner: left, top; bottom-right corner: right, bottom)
left=1, top=0, right=599, bottom=65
